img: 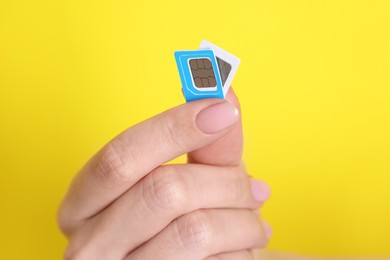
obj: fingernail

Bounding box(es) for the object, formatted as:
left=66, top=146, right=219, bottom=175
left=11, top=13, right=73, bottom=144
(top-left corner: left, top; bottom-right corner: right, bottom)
left=196, top=102, right=239, bottom=134
left=250, top=180, right=271, bottom=202
left=263, top=221, right=272, bottom=239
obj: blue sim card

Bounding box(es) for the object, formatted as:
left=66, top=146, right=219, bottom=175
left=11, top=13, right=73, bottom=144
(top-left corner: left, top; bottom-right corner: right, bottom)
left=174, top=50, right=224, bottom=102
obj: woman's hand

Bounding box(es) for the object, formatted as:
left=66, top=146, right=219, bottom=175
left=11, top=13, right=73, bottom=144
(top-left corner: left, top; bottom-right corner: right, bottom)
left=58, top=90, right=271, bottom=259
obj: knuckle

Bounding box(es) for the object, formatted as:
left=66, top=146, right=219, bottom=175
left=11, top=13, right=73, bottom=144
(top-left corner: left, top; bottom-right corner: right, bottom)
left=142, top=166, right=187, bottom=211
left=57, top=201, right=83, bottom=237
left=57, top=206, right=71, bottom=235
left=94, top=141, right=135, bottom=185
left=175, top=211, right=214, bottom=251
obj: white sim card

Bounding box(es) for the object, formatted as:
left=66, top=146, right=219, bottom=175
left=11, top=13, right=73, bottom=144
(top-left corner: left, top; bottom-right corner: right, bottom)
left=199, top=40, right=240, bottom=97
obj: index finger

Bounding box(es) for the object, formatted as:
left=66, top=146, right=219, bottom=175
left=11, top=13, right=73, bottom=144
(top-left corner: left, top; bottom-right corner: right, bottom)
left=58, top=98, right=239, bottom=233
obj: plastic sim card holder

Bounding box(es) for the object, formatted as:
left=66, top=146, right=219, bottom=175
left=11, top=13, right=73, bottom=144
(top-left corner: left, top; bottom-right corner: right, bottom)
left=174, top=50, right=224, bottom=102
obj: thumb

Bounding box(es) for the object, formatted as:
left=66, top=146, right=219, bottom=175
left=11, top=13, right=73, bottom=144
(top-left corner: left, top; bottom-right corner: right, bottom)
left=188, top=88, right=243, bottom=166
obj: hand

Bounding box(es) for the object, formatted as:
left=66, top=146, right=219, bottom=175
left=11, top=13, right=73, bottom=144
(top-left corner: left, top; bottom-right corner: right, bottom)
left=58, top=89, right=271, bottom=259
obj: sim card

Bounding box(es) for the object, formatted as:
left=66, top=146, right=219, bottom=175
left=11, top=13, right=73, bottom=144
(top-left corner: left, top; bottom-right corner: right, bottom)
left=199, top=40, right=240, bottom=97
left=174, top=50, right=224, bottom=102
left=175, top=40, right=240, bottom=102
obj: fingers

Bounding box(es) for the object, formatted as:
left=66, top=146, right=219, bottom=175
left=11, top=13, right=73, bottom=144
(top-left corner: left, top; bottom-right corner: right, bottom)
left=188, top=88, right=243, bottom=166
left=126, top=209, right=270, bottom=260
left=59, top=99, right=240, bottom=233
left=64, top=164, right=270, bottom=259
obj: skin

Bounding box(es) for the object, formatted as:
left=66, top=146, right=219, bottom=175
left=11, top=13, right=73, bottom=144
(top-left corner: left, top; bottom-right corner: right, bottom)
left=58, top=89, right=271, bottom=260
left=58, top=88, right=389, bottom=260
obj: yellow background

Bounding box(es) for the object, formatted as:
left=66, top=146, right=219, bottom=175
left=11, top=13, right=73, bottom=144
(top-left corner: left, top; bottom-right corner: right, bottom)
left=1, top=0, right=389, bottom=259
